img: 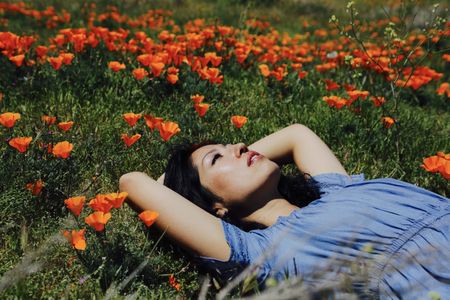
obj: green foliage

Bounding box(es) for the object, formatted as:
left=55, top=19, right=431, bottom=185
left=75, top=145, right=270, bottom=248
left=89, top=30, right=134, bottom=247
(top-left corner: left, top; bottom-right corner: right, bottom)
left=0, top=0, right=448, bottom=299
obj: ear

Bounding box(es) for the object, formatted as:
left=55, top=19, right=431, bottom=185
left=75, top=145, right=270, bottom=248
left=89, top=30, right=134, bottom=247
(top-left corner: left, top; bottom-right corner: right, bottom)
left=213, top=203, right=228, bottom=218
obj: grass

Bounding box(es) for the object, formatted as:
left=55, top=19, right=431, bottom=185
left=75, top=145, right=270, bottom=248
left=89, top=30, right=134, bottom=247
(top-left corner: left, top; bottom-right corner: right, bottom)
left=0, top=0, right=449, bottom=298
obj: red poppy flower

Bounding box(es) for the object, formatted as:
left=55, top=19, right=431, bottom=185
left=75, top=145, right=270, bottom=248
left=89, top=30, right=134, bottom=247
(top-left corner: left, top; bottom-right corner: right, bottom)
left=370, top=96, right=386, bottom=107
left=324, top=79, right=340, bottom=91
left=168, top=274, right=181, bottom=291
left=57, top=121, right=74, bottom=132
left=25, top=179, right=44, bottom=196
left=158, top=121, right=181, bottom=141
left=63, top=229, right=86, bottom=250
left=121, top=133, right=141, bottom=147
left=48, top=56, right=64, bottom=70
left=52, top=141, right=73, bottom=159
left=9, top=137, right=32, bottom=153
left=138, top=210, right=159, bottom=227
left=64, top=196, right=86, bottom=217
left=122, top=112, right=142, bottom=127
left=231, top=115, right=248, bottom=128
left=0, top=112, right=20, bottom=128
left=85, top=211, right=111, bottom=231
left=298, top=71, right=308, bottom=79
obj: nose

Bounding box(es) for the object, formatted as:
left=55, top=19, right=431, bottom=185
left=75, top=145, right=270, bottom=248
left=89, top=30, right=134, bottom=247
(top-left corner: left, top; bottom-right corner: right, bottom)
left=227, top=143, right=247, bottom=158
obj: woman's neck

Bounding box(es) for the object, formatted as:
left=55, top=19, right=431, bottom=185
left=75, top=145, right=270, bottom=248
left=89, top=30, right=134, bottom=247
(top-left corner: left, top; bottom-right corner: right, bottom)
left=239, top=198, right=299, bottom=229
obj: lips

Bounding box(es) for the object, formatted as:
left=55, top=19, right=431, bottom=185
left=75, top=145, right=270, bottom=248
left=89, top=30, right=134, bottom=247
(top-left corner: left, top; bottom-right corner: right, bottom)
left=247, top=151, right=261, bottom=166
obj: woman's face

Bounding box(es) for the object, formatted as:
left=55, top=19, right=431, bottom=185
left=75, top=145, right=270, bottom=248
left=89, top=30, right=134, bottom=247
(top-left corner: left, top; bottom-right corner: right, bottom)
left=190, top=143, right=281, bottom=214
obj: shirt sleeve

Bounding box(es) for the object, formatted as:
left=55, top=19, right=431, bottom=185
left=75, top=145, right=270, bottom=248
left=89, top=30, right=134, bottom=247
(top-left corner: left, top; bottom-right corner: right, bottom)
left=312, top=172, right=365, bottom=196
left=192, top=219, right=267, bottom=282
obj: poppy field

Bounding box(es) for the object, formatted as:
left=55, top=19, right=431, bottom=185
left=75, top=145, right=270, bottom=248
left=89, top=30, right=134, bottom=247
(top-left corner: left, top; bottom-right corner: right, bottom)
left=0, top=0, right=449, bottom=298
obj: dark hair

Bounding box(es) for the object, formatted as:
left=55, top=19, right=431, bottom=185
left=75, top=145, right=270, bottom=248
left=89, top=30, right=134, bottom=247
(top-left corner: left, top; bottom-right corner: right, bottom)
left=163, top=140, right=321, bottom=228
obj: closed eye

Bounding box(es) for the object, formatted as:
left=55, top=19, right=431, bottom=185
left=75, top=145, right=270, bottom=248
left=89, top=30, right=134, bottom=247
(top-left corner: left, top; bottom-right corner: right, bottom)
left=212, top=153, right=222, bottom=165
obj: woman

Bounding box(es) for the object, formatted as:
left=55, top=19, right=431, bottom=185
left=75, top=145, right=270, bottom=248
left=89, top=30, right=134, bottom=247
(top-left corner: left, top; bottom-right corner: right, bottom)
left=119, top=124, right=449, bottom=299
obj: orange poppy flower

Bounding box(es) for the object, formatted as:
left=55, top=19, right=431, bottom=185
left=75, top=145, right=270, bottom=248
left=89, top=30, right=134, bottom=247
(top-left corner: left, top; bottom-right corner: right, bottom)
left=57, top=121, right=74, bottom=132
left=137, top=54, right=152, bottom=66
left=63, top=229, right=86, bottom=250
left=322, top=96, right=347, bottom=109
left=52, top=141, right=74, bottom=159
left=0, top=112, right=20, bottom=128
left=191, top=94, right=204, bottom=103
left=158, top=121, right=181, bottom=142
left=132, top=68, right=148, bottom=80
left=167, top=74, right=178, bottom=84
left=105, top=192, right=128, bottom=208
left=64, top=196, right=86, bottom=217
left=25, top=179, right=44, bottom=196
left=258, top=64, right=270, bottom=77
left=121, top=133, right=141, bottom=147
left=9, top=54, right=25, bottom=67
left=347, top=90, right=370, bottom=101
left=150, top=62, right=165, bottom=77
left=370, top=96, right=386, bottom=107
left=381, top=117, right=395, bottom=128
left=60, top=53, right=74, bottom=65
left=437, top=152, right=450, bottom=160
left=436, top=82, right=449, bottom=98
left=421, top=155, right=442, bottom=173
left=9, top=137, right=32, bottom=153
left=85, top=211, right=111, bottom=231
left=168, top=274, right=181, bottom=291
left=122, top=112, right=142, bottom=127
left=89, top=194, right=113, bottom=213
left=438, top=160, right=450, bottom=179
left=35, top=46, right=48, bottom=58
left=231, top=115, right=248, bottom=128
left=144, top=115, right=164, bottom=131
left=138, top=210, right=159, bottom=227
left=48, top=56, right=64, bottom=70
left=194, top=103, right=210, bottom=117
left=42, top=115, right=57, bottom=125
left=108, top=61, right=126, bottom=72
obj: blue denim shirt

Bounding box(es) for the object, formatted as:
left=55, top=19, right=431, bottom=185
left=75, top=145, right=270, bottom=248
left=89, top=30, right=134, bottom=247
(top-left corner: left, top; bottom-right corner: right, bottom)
left=194, top=173, right=450, bottom=299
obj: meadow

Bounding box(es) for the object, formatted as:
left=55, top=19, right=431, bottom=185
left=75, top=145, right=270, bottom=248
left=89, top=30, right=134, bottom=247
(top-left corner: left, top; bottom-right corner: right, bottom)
left=0, top=0, right=449, bottom=298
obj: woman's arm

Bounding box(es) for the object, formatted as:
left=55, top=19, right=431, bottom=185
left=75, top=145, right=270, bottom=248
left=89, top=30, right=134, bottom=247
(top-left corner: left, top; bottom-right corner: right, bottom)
left=119, top=172, right=230, bottom=260
left=248, top=124, right=348, bottom=177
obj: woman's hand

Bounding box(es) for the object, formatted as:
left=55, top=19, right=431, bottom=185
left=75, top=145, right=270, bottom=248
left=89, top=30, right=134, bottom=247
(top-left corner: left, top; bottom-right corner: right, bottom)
left=248, top=124, right=348, bottom=177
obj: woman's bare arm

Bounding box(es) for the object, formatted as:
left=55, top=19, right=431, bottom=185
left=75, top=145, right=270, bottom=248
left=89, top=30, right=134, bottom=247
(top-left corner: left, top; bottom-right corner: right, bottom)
left=248, top=124, right=348, bottom=177
left=119, top=172, right=230, bottom=260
